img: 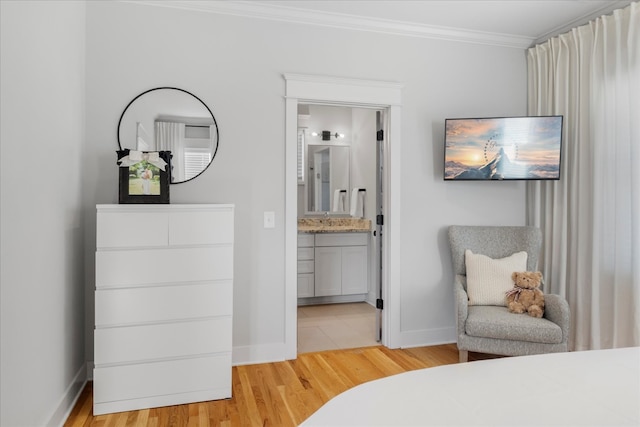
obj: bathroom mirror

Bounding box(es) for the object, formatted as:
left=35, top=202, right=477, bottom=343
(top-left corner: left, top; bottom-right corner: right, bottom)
left=118, top=87, right=219, bottom=184
left=306, top=145, right=350, bottom=214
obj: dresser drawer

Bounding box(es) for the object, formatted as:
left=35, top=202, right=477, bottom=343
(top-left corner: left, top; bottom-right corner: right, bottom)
left=169, top=209, right=233, bottom=246
left=93, top=354, right=231, bottom=406
left=297, top=247, right=314, bottom=261
left=96, top=246, right=233, bottom=288
left=95, top=282, right=232, bottom=326
left=95, top=317, right=231, bottom=365
left=298, top=260, right=314, bottom=274
left=97, top=211, right=168, bottom=248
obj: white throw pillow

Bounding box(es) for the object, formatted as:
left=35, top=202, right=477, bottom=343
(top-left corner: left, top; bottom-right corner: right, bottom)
left=465, top=249, right=528, bottom=306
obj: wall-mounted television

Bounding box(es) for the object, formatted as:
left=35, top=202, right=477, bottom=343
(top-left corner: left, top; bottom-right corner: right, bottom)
left=444, top=116, right=563, bottom=180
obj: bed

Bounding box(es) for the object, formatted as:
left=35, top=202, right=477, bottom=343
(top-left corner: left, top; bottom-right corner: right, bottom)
left=301, top=347, right=640, bottom=426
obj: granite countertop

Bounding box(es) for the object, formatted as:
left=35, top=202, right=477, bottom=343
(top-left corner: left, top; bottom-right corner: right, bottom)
left=298, top=217, right=372, bottom=233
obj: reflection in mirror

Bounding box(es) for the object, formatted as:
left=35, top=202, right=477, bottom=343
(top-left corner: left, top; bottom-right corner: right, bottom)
left=306, top=145, right=350, bottom=213
left=118, top=87, right=218, bottom=184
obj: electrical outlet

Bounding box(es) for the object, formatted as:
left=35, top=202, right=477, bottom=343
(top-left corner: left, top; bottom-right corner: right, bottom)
left=264, top=211, right=275, bottom=229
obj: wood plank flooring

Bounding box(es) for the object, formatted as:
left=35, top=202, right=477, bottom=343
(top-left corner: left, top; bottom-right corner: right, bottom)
left=65, top=344, right=490, bottom=427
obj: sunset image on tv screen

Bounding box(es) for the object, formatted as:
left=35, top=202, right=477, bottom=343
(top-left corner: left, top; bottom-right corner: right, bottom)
left=444, top=116, right=563, bottom=180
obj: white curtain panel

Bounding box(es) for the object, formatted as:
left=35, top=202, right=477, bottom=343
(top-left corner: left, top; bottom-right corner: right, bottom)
left=526, top=3, right=639, bottom=351
left=155, top=121, right=186, bottom=182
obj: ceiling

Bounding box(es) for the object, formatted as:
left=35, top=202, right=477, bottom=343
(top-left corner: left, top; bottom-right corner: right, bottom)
left=133, top=0, right=634, bottom=48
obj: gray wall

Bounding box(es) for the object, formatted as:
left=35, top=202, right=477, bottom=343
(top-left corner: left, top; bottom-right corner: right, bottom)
left=83, top=1, right=527, bottom=361
left=0, top=2, right=87, bottom=426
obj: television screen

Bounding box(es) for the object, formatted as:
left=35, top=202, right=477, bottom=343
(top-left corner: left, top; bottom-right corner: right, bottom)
left=444, top=116, right=563, bottom=180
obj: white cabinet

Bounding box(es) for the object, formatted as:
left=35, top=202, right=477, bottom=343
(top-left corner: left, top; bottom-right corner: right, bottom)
left=94, top=204, right=234, bottom=415
left=313, top=233, right=368, bottom=297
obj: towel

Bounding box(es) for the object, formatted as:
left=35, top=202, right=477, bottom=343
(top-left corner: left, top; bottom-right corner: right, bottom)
left=332, top=189, right=346, bottom=212
left=350, top=188, right=364, bottom=217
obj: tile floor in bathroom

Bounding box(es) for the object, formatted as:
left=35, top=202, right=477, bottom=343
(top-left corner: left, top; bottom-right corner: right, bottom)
left=297, top=302, right=380, bottom=354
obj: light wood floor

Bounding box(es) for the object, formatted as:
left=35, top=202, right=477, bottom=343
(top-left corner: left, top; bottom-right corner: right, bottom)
left=65, top=344, right=492, bottom=427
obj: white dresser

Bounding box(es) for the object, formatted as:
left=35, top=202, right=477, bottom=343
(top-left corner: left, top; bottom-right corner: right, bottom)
left=93, top=204, right=234, bottom=415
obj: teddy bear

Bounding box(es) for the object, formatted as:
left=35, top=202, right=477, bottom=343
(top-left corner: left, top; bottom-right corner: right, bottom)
left=506, top=271, right=545, bottom=318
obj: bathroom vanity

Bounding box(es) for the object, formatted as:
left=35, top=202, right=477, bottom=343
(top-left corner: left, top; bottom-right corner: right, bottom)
left=297, top=218, right=371, bottom=304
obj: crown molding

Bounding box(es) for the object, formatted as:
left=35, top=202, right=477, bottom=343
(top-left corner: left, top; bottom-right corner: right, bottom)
left=532, top=0, right=633, bottom=45
left=120, top=0, right=536, bottom=49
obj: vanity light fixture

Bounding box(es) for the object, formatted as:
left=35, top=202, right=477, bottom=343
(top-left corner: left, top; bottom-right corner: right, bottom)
left=311, top=130, right=345, bottom=140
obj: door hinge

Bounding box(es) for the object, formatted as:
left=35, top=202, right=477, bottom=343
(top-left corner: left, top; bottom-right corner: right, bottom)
left=376, top=299, right=384, bottom=310
left=376, top=214, right=384, bottom=225
left=376, top=129, right=384, bottom=141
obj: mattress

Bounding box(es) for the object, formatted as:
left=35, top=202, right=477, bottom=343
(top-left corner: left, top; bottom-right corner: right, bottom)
left=301, top=347, right=640, bottom=426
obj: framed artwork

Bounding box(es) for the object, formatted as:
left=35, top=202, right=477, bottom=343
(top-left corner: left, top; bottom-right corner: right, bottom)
left=117, top=150, right=171, bottom=204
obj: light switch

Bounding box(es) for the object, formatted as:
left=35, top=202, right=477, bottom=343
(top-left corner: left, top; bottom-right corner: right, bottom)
left=264, top=211, right=275, bottom=228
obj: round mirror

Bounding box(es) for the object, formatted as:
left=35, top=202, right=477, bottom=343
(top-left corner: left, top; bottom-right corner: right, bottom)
left=117, top=87, right=219, bottom=184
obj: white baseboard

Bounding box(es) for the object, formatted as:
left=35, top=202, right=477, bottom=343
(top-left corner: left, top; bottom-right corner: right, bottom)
left=232, top=342, right=287, bottom=366
left=48, top=363, right=87, bottom=427
left=400, top=327, right=456, bottom=349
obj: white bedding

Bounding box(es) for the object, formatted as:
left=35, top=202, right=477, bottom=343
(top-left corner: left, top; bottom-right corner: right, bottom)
left=301, top=347, right=640, bottom=426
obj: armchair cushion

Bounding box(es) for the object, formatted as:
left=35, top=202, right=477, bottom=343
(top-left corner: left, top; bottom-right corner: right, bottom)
left=465, top=249, right=527, bottom=306
left=466, top=306, right=563, bottom=344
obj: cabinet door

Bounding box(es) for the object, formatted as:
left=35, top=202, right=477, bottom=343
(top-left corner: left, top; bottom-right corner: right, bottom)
left=314, top=247, right=342, bottom=296
left=341, top=246, right=368, bottom=295
left=297, top=273, right=315, bottom=298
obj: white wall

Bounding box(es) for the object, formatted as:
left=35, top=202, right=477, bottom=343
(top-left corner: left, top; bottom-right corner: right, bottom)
left=83, top=2, right=527, bottom=363
left=0, top=2, right=87, bottom=426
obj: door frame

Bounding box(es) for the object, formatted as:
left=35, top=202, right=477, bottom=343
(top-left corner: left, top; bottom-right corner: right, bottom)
left=284, top=73, right=403, bottom=359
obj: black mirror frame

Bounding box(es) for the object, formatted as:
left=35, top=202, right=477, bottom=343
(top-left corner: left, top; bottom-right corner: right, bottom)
left=117, top=87, right=219, bottom=184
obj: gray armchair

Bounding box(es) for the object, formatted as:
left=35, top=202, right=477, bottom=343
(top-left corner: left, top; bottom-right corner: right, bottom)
left=448, top=226, right=570, bottom=362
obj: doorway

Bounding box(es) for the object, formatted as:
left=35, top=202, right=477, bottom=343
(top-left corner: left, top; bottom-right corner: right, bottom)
left=284, top=73, right=403, bottom=360
left=296, top=104, right=382, bottom=354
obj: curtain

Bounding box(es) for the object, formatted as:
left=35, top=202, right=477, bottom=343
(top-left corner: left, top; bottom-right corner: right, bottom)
left=526, top=3, right=639, bottom=350
left=136, top=122, right=151, bottom=151
left=155, top=121, right=186, bottom=182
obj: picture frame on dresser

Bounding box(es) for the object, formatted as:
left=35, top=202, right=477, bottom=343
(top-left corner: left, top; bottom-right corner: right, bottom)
left=116, top=149, right=171, bottom=204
